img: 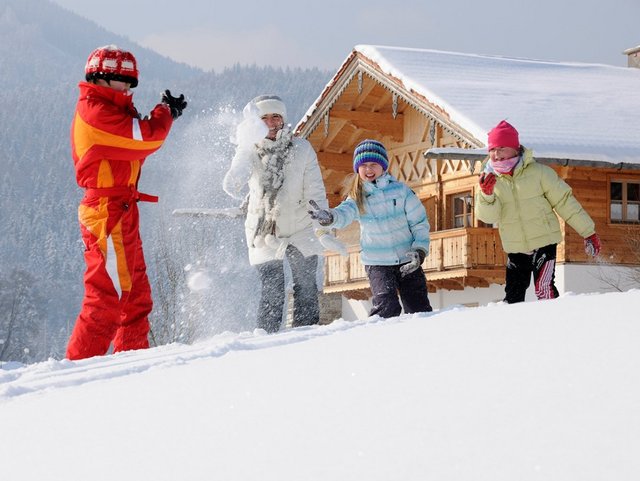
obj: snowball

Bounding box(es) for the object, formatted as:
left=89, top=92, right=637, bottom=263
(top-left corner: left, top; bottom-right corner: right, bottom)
left=232, top=116, right=268, bottom=146
left=187, top=271, right=212, bottom=292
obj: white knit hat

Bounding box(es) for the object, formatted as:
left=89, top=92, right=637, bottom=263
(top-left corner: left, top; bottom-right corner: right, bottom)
left=252, top=95, right=287, bottom=123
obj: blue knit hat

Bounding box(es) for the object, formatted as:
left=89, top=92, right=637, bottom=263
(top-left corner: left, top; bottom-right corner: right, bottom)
left=353, top=139, right=389, bottom=173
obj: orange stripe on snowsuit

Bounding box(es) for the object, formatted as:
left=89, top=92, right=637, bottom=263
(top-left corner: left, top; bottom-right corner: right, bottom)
left=71, top=81, right=173, bottom=189
left=73, top=112, right=165, bottom=159
left=78, top=198, right=109, bottom=254
left=72, top=112, right=165, bottom=188
left=77, top=201, right=132, bottom=292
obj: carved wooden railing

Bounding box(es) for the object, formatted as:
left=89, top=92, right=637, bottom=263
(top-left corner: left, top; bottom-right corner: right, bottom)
left=324, top=227, right=506, bottom=289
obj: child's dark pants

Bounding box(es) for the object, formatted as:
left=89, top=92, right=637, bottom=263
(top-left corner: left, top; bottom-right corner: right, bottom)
left=365, top=264, right=432, bottom=318
left=504, top=243, right=559, bottom=304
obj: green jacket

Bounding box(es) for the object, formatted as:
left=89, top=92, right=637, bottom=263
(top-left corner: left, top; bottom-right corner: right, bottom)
left=475, top=148, right=595, bottom=253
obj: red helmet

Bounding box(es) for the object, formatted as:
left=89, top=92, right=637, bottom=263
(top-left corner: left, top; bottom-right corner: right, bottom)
left=85, top=45, right=139, bottom=88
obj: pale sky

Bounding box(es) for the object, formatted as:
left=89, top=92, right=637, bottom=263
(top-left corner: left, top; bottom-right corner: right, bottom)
left=51, top=0, right=639, bottom=72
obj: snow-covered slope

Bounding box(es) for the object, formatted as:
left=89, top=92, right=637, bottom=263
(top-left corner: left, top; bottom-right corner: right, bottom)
left=1, top=290, right=639, bottom=480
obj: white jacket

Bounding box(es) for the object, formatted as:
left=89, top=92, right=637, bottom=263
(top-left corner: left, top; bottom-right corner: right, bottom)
left=223, top=134, right=328, bottom=265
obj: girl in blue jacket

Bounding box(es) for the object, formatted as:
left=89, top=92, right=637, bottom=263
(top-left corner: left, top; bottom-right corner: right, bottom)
left=309, top=139, right=432, bottom=318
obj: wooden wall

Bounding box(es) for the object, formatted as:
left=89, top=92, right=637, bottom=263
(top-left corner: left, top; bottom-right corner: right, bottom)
left=556, top=165, right=640, bottom=265
left=304, top=59, right=640, bottom=272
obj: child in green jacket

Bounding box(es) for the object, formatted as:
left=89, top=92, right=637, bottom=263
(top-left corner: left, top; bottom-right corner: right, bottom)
left=475, top=120, right=601, bottom=303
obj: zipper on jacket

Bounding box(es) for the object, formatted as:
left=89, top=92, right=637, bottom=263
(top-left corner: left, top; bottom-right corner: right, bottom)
left=509, top=175, right=528, bottom=247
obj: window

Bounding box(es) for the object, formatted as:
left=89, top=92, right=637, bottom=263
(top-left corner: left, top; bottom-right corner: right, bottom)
left=450, top=192, right=473, bottom=228
left=610, top=179, right=640, bottom=224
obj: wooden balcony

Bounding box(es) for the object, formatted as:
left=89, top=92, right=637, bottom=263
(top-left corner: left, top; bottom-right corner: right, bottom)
left=323, top=227, right=507, bottom=299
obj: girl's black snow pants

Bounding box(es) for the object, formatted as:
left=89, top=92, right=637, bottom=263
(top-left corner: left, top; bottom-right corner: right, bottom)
left=365, top=264, right=432, bottom=318
left=504, top=243, right=559, bottom=303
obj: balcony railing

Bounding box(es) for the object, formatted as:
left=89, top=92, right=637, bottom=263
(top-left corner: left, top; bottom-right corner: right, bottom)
left=423, top=227, right=506, bottom=271
left=324, top=227, right=506, bottom=292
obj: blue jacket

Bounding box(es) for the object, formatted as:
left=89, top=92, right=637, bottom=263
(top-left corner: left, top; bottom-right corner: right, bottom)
left=329, top=173, right=430, bottom=266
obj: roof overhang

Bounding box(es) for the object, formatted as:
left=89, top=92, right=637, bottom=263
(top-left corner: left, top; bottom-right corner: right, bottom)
left=296, top=50, right=483, bottom=148
left=424, top=147, right=640, bottom=171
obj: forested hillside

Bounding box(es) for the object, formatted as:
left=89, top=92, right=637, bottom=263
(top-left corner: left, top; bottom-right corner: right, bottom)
left=0, top=0, right=331, bottom=362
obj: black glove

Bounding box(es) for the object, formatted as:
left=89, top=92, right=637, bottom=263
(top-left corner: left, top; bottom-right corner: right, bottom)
left=308, top=200, right=334, bottom=226
left=162, top=89, right=187, bottom=119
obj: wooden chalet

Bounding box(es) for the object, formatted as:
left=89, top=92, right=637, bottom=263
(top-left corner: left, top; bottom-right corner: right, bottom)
left=296, top=45, right=640, bottom=312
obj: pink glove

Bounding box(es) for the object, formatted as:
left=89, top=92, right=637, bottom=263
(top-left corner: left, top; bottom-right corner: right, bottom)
left=479, top=173, right=496, bottom=195
left=584, top=233, right=601, bottom=257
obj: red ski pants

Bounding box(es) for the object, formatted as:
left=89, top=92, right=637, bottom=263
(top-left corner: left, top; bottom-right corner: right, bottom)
left=66, top=194, right=152, bottom=360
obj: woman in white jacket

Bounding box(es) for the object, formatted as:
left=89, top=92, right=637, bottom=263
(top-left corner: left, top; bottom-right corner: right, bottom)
left=223, top=95, right=329, bottom=332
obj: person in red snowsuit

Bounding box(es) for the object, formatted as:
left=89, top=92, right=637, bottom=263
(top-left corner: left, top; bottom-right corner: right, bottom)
left=66, top=45, right=187, bottom=360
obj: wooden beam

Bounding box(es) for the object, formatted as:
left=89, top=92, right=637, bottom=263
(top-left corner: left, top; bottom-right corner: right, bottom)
left=341, top=289, right=372, bottom=301
left=353, top=75, right=378, bottom=109
left=373, top=90, right=393, bottom=111
left=330, top=110, right=404, bottom=141
left=392, top=141, right=434, bottom=156
left=320, top=117, right=348, bottom=151
left=464, top=277, right=491, bottom=288
left=324, top=280, right=371, bottom=294
left=318, top=152, right=353, bottom=172
left=433, top=279, right=465, bottom=291
left=331, top=109, right=403, bottom=124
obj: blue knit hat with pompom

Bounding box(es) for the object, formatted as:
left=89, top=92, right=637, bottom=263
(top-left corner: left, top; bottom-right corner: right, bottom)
left=353, top=139, right=389, bottom=173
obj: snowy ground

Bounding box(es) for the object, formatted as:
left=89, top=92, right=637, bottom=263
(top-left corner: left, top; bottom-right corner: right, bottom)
left=1, top=290, right=639, bottom=481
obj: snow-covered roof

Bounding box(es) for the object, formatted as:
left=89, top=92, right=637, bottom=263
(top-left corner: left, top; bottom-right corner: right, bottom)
left=324, top=45, right=640, bottom=165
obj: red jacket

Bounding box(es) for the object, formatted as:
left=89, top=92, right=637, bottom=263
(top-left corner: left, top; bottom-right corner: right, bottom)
left=71, top=81, right=173, bottom=189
